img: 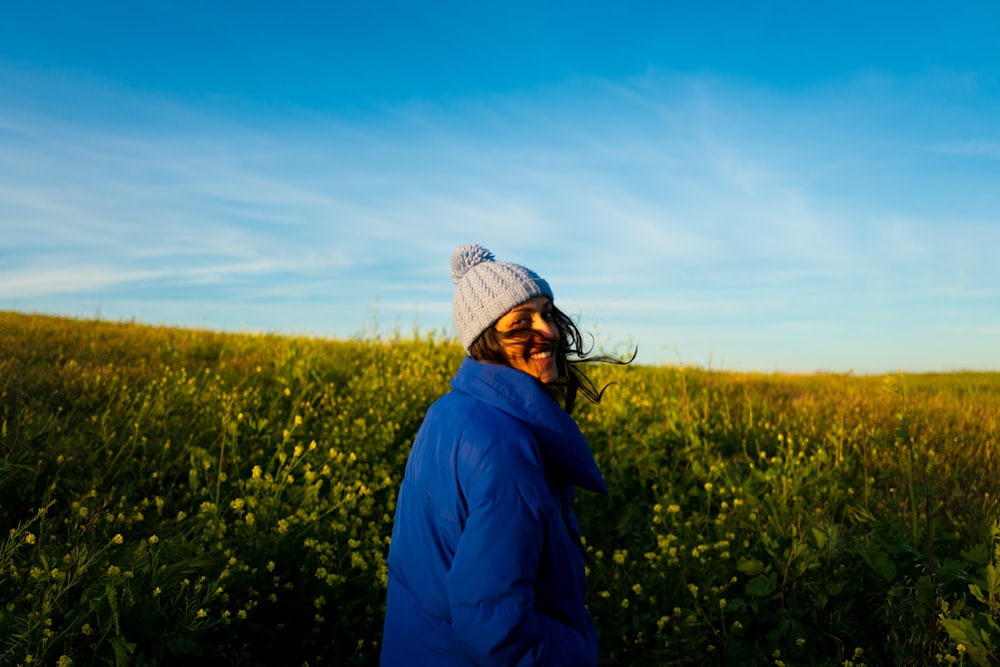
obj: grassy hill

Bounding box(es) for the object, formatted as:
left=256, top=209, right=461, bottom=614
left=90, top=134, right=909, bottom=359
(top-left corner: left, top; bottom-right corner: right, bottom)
left=2, top=311, right=998, bottom=665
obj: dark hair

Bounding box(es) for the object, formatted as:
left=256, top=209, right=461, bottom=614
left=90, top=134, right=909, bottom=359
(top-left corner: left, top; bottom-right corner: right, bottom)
left=468, top=304, right=634, bottom=414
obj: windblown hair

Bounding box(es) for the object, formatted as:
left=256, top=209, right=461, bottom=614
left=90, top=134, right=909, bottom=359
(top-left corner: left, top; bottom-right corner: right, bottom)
left=468, top=305, right=634, bottom=414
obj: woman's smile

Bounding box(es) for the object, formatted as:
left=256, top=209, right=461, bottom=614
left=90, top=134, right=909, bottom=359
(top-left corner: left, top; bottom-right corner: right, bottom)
left=495, top=296, right=561, bottom=384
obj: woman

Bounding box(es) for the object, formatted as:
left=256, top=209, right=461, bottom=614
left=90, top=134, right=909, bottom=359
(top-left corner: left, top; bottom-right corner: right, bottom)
left=380, top=244, right=623, bottom=666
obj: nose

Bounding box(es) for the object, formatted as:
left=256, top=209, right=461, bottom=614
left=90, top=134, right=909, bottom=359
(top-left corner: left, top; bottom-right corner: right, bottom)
left=534, top=314, right=557, bottom=340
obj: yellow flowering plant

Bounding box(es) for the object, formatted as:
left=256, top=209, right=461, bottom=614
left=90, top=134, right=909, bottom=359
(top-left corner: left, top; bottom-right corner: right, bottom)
left=1, top=311, right=998, bottom=665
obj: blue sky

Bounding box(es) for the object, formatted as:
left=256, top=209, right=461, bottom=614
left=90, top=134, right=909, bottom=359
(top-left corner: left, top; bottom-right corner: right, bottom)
left=2, top=1, right=998, bottom=373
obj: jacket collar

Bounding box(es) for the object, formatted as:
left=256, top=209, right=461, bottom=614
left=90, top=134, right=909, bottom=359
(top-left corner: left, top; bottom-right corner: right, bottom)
left=451, top=357, right=607, bottom=494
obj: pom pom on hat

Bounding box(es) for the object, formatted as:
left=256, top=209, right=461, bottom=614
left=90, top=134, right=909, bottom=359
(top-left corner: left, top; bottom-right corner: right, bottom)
left=451, top=244, right=553, bottom=352
left=451, top=244, right=495, bottom=284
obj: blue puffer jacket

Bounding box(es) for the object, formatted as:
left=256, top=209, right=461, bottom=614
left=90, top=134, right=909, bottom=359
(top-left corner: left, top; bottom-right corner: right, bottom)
left=380, top=357, right=607, bottom=666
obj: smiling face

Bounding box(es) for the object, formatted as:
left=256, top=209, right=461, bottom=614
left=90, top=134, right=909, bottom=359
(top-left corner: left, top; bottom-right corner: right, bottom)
left=493, top=296, right=561, bottom=384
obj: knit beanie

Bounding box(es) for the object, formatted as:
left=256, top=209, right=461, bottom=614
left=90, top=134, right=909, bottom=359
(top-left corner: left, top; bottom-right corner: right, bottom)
left=451, top=244, right=553, bottom=352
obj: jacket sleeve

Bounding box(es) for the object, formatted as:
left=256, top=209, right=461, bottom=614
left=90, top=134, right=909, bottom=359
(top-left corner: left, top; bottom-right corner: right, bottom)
left=445, top=424, right=599, bottom=666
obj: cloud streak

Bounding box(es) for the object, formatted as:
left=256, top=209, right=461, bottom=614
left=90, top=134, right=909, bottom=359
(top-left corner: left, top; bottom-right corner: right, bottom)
left=2, top=64, right=998, bottom=372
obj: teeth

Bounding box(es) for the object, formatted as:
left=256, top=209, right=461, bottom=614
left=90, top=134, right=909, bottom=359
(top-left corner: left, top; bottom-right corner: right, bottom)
left=530, top=350, right=552, bottom=360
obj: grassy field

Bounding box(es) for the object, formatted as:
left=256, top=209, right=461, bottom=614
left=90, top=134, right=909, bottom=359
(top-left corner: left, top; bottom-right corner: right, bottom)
left=1, top=311, right=998, bottom=666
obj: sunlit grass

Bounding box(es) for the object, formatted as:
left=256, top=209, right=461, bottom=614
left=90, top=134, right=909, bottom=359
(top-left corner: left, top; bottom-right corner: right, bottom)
left=1, top=311, right=997, bottom=666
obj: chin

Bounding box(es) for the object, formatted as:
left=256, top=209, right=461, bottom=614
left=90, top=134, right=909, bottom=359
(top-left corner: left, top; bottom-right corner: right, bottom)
left=539, top=370, right=560, bottom=384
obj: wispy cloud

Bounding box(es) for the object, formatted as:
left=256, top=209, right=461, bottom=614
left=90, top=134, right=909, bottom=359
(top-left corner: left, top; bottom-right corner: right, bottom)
left=927, top=140, right=1000, bottom=159
left=2, top=64, right=998, bottom=370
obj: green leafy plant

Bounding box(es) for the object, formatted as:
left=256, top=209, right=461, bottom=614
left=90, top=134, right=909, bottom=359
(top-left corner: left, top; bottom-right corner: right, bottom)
left=941, top=520, right=1000, bottom=666
left=1, top=311, right=998, bottom=666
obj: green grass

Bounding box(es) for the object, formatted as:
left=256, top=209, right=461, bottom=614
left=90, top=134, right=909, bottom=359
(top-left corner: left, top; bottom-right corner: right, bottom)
left=1, top=311, right=998, bottom=666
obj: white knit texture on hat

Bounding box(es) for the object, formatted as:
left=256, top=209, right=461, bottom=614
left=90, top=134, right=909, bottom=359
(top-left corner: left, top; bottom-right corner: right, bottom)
left=451, top=244, right=553, bottom=352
